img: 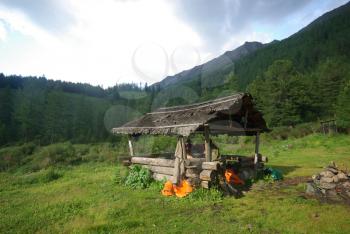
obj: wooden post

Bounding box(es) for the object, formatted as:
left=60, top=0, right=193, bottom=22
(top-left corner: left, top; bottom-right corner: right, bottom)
left=174, top=136, right=186, bottom=184
left=204, top=125, right=211, bottom=162
left=254, top=132, right=260, bottom=164
left=128, top=135, right=134, bottom=157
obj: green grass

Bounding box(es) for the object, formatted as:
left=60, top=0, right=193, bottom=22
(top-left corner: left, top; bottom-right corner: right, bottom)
left=1, top=134, right=350, bottom=233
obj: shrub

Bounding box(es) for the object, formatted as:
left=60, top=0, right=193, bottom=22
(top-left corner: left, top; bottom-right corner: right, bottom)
left=124, top=165, right=153, bottom=189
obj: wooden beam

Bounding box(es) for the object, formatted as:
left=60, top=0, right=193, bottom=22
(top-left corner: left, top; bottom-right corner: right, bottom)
left=128, top=135, right=134, bottom=157
left=201, top=162, right=219, bottom=171
left=204, top=125, right=211, bottom=162
left=254, top=132, right=260, bottom=165
left=173, top=136, right=186, bottom=184
left=131, top=157, right=174, bottom=167
left=152, top=173, right=173, bottom=182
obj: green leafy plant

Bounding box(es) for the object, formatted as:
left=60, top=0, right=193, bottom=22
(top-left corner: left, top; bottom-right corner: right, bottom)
left=124, top=165, right=153, bottom=189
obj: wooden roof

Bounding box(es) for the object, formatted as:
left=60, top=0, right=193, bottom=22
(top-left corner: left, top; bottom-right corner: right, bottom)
left=112, top=93, right=269, bottom=136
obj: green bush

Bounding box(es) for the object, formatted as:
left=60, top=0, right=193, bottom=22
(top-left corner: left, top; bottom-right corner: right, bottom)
left=124, top=165, right=153, bottom=189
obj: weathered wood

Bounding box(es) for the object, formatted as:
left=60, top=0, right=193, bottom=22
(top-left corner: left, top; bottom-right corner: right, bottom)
left=128, top=135, right=134, bottom=157
left=200, top=169, right=216, bottom=181
left=254, top=132, right=260, bottom=165
left=185, top=158, right=206, bottom=167
left=174, top=137, right=186, bottom=184
left=138, top=165, right=174, bottom=175
left=204, top=125, right=211, bottom=162
left=152, top=173, right=173, bottom=182
left=201, top=180, right=210, bottom=189
left=122, top=160, right=131, bottom=166
left=187, top=177, right=201, bottom=187
left=185, top=168, right=200, bottom=178
left=202, top=162, right=219, bottom=171
left=131, top=157, right=174, bottom=167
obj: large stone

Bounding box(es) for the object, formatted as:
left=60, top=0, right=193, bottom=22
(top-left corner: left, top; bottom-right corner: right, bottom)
left=320, top=177, right=334, bottom=183
left=333, top=175, right=339, bottom=183
left=337, top=172, right=348, bottom=181
left=319, top=182, right=336, bottom=190
left=320, top=171, right=334, bottom=178
left=342, top=181, right=350, bottom=189
left=326, top=167, right=338, bottom=174
left=306, top=183, right=323, bottom=196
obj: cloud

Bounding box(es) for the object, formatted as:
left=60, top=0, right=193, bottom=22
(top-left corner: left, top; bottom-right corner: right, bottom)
left=170, top=0, right=345, bottom=52
left=0, top=20, right=6, bottom=41
left=0, top=0, right=75, bottom=33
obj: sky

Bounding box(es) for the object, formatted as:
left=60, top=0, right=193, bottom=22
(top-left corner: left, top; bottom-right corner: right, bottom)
left=0, top=0, right=348, bottom=87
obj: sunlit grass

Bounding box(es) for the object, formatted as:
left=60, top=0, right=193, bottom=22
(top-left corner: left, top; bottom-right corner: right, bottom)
left=1, top=134, right=350, bottom=233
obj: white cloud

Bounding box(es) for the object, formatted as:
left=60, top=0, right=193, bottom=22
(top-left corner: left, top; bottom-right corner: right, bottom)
left=0, top=21, right=6, bottom=41
left=0, top=0, right=204, bottom=87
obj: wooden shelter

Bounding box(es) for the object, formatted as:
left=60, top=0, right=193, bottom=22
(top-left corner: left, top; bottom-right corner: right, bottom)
left=112, top=93, right=269, bottom=189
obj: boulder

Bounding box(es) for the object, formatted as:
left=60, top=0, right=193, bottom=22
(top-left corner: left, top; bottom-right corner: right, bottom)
left=319, top=182, right=336, bottom=190
left=342, top=181, right=350, bottom=189
left=320, top=177, right=333, bottom=183
left=337, top=172, right=348, bottom=181
left=332, top=175, right=339, bottom=183
left=326, top=167, right=338, bottom=174
left=320, top=171, right=334, bottom=178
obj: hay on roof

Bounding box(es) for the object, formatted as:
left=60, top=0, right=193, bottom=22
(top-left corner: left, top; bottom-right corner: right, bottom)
left=111, top=93, right=268, bottom=136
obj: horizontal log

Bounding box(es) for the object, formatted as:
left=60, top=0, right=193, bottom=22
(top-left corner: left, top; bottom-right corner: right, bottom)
left=200, top=170, right=217, bottom=181
left=185, top=168, right=200, bottom=178
left=152, top=173, right=174, bottom=182
left=202, top=162, right=219, bottom=171
left=131, top=157, right=174, bottom=167
left=187, top=177, right=201, bottom=187
left=185, top=158, right=206, bottom=167
left=201, top=180, right=210, bottom=189
left=135, top=164, right=174, bottom=176
left=261, top=156, right=268, bottom=163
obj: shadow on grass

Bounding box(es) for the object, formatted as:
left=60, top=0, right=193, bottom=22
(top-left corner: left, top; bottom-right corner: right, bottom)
left=266, top=165, right=301, bottom=176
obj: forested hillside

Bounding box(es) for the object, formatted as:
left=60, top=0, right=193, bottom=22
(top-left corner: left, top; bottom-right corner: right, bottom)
left=0, top=74, right=156, bottom=146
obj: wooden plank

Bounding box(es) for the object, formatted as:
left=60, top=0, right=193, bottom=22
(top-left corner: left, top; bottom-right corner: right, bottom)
left=128, top=135, right=134, bottom=157
left=185, top=168, right=200, bottom=178
left=201, top=180, right=210, bottom=189
left=200, top=170, right=216, bottom=181
left=254, top=132, right=260, bottom=165
left=202, top=162, right=219, bottom=171
left=152, top=173, right=173, bottom=182
left=139, top=165, right=174, bottom=175
left=131, top=157, right=174, bottom=167
left=204, top=125, right=211, bottom=162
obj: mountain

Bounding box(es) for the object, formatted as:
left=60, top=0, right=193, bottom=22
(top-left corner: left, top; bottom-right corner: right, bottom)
left=149, top=1, right=350, bottom=128
left=152, top=41, right=265, bottom=89
left=153, top=1, right=350, bottom=91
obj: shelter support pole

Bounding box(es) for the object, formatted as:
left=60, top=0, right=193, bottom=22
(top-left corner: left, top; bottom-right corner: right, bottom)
left=254, top=132, right=260, bottom=164
left=173, top=136, right=186, bottom=184
left=204, top=125, right=212, bottom=162
left=128, top=135, right=134, bottom=157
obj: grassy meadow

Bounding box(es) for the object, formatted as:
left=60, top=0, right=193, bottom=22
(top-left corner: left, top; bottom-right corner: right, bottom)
left=1, top=133, right=350, bottom=233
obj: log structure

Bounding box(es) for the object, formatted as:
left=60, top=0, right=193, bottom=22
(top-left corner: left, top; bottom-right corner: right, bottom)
left=112, top=93, right=270, bottom=189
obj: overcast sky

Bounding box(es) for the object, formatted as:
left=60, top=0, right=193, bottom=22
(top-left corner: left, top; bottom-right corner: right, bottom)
left=0, top=0, right=348, bottom=87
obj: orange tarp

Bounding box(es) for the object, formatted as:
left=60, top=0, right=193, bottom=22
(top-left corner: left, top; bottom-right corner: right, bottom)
left=161, top=180, right=193, bottom=198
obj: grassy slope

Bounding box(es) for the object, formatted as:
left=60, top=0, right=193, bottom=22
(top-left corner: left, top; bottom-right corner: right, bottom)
left=1, top=134, right=350, bottom=233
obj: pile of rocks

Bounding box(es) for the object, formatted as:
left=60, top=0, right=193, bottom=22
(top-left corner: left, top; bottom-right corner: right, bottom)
left=306, top=162, right=350, bottom=203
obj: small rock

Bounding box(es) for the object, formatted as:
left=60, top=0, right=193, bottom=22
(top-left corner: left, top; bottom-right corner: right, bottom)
left=320, top=171, right=334, bottom=178
left=333, top=175, right=339, bottom=183
left=320, top=177, right=334, bottom=183
left=319, top=182, right=336, bottom=190
left=312, top=174, right=320, bottom=180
